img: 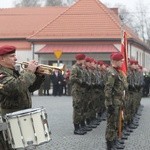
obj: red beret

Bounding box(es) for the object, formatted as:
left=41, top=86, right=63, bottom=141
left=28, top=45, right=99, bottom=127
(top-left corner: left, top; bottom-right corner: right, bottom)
left=89, top=58, right=94, bottom=63
left=129, top=59, right=138, bottom=65
left=98, top=61, right=104, bottom=66
left=90, top=58, right=96, bottom=63
left=111, top=52, right=123, bottom=61
left=0, top=45, right=16, bottom=56
left=75, top=54, right=86, bottom=60
left=85, top=57, right=91, bottom=62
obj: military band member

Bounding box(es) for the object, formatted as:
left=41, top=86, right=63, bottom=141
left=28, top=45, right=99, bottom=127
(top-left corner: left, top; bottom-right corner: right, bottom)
left=0, top=45, right=45, bottom=149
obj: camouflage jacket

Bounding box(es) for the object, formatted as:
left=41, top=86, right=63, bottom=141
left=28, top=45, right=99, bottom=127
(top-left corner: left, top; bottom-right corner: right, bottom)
left=0, top=65, right=44, bottom=114
left=104, top=66, right=128, bottom=106
left=70, top=63, right=85, bottom=93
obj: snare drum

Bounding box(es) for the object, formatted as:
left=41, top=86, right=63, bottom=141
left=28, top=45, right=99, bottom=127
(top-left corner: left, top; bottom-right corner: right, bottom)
left=5, top=107, right=51, bottom=149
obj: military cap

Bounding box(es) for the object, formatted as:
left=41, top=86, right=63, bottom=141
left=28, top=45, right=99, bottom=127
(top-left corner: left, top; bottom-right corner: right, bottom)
left=75, top=54, right=86, bottom=60
left=0, top=45, right=16, bottom=55
left=111, top=52, right=123, bottom=61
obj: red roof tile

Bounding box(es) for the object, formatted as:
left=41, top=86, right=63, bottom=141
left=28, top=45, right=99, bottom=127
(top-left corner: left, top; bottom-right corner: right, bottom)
left=29, top=0, right=123, bottom=40
left=0, top=0, right=145, bottom=49
left=0, top=41, right=31, bottom=49
left=36, top=44, right=118, bottom=53
left=0, top=7, right=67, bottom=38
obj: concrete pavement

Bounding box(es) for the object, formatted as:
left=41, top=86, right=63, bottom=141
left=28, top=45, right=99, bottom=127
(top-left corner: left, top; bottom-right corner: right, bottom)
left=30, top=95, right=150, bottom=150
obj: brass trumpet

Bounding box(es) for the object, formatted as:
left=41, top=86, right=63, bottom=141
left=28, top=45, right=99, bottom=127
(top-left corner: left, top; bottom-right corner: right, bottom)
left=16, top=61, right=65, bottom=75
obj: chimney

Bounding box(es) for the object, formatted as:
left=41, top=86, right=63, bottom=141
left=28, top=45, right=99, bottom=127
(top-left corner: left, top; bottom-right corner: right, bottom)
left=110, top=8, right=118, bottom=15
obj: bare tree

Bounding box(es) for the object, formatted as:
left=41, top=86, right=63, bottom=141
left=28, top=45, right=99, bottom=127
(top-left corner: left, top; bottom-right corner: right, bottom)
left=14, top=0, right=42, bottom=7
left=105, top=1, right=150, bottom=42
left=103, top=2, right=137, bottom=33
left=133, top=1, right=150, bottom=42
left=45, top=0, right=63, bottom=6
left=118, top=6, right=134, bottom=27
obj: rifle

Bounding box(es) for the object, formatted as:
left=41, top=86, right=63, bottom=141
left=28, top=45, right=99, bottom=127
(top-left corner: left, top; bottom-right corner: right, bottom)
left=118, top=107, right=124, bottom=138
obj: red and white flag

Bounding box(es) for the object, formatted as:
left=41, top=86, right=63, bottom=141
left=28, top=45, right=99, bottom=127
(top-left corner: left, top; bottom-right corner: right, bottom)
left=121, top=31, right=128, bottom=75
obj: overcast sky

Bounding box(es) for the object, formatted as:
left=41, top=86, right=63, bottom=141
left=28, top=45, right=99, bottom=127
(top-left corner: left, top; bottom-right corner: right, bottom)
left=0, top=0, right=150, bottom=11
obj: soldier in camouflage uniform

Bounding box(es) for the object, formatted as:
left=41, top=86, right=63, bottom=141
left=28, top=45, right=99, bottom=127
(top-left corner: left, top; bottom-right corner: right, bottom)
left=70, top=54, right=87, bottom=135
left=84, top=57, right=97, bottom=128
left=131, top=63, right=143, bottom=126
left=105, top=52, right=128, bottom=150
left=79, top=62, right=92, bottom=132
left=127, top=60, right=140, bottom=130
left=135, top=65, right=144, bottom=113
left=89, top=59, right=100, bottom=126
left=0, top=45, right=45, bottom=149
left=97, top=61, right=107, bottom=121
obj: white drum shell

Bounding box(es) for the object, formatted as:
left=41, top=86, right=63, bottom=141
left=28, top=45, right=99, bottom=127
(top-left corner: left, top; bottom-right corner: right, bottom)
left=5, top=107, right=51, bottom=149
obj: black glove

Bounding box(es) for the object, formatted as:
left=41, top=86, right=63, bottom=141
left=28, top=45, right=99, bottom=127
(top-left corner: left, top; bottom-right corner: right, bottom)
left=107, top=105, right=115, bottom=114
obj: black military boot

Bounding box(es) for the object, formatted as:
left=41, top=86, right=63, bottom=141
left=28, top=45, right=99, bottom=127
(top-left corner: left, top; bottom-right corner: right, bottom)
left=91, top=117, right=100, bottom=126
left=74, top=123, right=85, bottom=135
left=101, top=111, right=107, bottom=121
left=123, top=129, right=130, bottom=136
left=86, top=118, right=97, bottom=128
left=81, top=120, right=92, bottom=132
left=126, top=126, right=133, bottom=132
left=128, top=123, right=137, bottom=129
left=114, top=139, right=125, bottom=149
left=117, top=138, right=125, bottom=145
left=121, top=134, right=128, bottom=140
left=126, top=122, right=133, bottom=132
left=106, top=140, right=113, bottom=150
left=97, top=112, right=102, bottom=122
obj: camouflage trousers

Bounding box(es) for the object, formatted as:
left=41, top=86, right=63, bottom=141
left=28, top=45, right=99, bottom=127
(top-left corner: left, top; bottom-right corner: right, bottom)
left=124, top=93, right=132, bottom=124
left=92, top=88, right=101, bottom=114
left=72, top=88, right=85, bottom=124
left=99, top=90, right=105, bottom=114
left=105, top=106, right=120, bottom=141
left=84, top=87, right=93, bottom=119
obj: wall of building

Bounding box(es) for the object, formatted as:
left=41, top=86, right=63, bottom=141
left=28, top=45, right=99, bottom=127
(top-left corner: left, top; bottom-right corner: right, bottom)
left=37, top=52, right=111, bottom=69
left=115, top=42, right=150, bottom=69
left=16, top=50, right=32, bottom=62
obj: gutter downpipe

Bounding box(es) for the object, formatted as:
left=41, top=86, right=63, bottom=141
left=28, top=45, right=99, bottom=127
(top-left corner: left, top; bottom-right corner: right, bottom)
left=31, top=42, right=35, bottom=60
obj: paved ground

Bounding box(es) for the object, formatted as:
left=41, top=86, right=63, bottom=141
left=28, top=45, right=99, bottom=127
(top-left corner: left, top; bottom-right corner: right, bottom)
left=30, top=95, right=150, bottom=150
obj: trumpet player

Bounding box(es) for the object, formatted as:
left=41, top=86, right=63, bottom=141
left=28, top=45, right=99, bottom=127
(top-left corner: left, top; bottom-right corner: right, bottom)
left=0, top=45, right=45, bottom=150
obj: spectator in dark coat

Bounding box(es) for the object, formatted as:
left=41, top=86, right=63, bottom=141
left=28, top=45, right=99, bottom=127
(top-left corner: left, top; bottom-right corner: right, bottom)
left=143, top=74, right=150, bottom=97
left=43, top=74, right=51, bottom=95
left=51, top=69, right=64, bottom=96
left=64, top=69, right=71, bottom=96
